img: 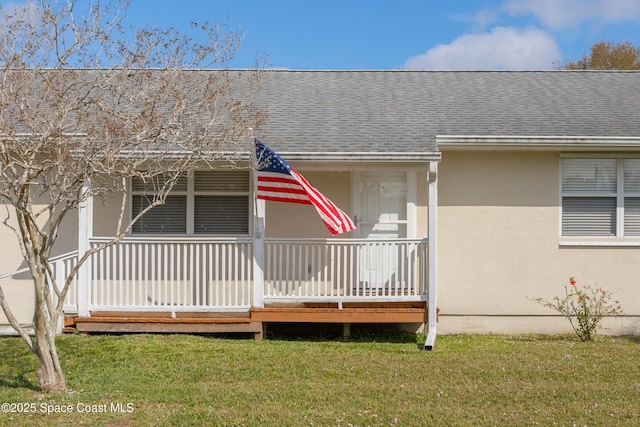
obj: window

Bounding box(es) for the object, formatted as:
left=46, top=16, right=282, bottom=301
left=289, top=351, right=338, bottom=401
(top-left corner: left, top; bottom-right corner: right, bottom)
left=561, top=158, right=640, bottom=237
left=131, top=170, right=250, bottom=235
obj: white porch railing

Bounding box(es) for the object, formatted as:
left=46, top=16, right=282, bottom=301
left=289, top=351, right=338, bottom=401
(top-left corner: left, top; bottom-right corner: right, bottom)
left=87, top=237, right=254, bottom=312
left=5, top=237, right=427, bottom=321
left=52, top=251, right=80, bottom=313
left=263, top=238, right=428, bottom=303
left=59, top=237, right=427, bottom=314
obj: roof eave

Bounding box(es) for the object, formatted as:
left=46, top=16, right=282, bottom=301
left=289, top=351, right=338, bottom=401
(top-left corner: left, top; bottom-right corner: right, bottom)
left=278, top=152, right=441, bottom=162
left=437, top=135, right=640, bottom=151
left=116, top=150, right=442, bottom=163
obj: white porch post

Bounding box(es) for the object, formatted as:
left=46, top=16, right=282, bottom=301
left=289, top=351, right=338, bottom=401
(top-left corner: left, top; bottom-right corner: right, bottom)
left=253, top=198, right=265, bottom=308
left=77, top=180, right=93, bottom=317
left=252, top=155, right=265, bottom=308
left=425, top=161, right=438, bottom=350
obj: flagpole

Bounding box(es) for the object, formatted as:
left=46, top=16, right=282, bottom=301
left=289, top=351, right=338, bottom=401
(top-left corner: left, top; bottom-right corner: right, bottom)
left=251, top=136, right=265, bottom=309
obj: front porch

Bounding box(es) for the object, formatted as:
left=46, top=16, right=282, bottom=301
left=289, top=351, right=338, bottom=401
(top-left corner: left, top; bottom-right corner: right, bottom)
left=61, top=159, right=439, bottom=348
left=61, top=237, right=431, bottom=336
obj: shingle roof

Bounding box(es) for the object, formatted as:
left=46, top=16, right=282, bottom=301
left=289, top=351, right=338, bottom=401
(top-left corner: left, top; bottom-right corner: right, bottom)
left=253, top=70, right=640, bottom=154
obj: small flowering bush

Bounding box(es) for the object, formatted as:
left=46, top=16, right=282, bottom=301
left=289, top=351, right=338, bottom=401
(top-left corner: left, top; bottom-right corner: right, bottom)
left=533, top=277, right=623, bottom=341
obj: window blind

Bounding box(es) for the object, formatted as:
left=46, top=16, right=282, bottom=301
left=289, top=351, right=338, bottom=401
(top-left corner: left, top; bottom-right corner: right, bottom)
left=194, top=170, right=250, bottom=192
left=624, top=197, right=640, bottom=236
left=562, top=159, right=616, bottom=193
left=131, top=174, right=188, bottom=192
left=194, top=195, right=249, bottom=234
left=562, top=197, right=616, bottom=237
left=131, top=195, right=187, bottom=234
left=624, top=159, right=640, bottom=192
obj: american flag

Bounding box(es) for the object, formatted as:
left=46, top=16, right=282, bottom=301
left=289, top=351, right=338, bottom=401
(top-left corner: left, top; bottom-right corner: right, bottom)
left=254, top=139, right=356, bottom=235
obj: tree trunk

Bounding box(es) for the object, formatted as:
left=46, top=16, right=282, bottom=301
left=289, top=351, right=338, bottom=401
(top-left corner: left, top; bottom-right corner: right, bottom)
left=32, top=271, right=67, bottom=392
left=34, top=339, right=66, bottom=392
left=32, top=310, right=66, bottom=392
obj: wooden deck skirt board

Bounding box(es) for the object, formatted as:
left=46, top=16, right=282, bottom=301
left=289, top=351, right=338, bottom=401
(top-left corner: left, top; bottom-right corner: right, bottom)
left=71, top=315, right=262, bottom=336
left=251, top=307, right=427, bottom=323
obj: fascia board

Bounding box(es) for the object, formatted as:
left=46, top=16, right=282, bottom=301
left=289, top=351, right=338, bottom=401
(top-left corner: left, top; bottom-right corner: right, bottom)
left=115, top=151, right=442, bottom=163
left=437, top=135, right=640, bottom=150
left=277, top=152, right=442, bottom=162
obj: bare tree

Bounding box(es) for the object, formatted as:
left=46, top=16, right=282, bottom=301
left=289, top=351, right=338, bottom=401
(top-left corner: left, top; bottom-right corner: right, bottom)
left=0, top=0, right=264, bottom=392
left=557, top=40, right=640, bottom=70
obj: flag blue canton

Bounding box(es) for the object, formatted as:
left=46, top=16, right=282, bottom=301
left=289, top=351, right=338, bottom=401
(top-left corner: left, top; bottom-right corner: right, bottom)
left=255, top=140, right=292, bottom=174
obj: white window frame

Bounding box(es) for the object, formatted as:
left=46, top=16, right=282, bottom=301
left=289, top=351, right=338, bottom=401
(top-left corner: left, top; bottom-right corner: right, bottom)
left=560, top=154, right=640, bottom=244
left=130, top=170, right=252, bottom=236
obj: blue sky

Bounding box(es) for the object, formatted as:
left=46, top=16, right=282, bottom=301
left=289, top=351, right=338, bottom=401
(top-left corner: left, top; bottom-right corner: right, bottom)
left=6, top=0, right=640, bottom=70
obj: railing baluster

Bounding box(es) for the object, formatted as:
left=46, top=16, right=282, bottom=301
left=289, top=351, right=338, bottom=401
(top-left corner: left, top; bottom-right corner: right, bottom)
left=143, top=244, right=148, bottom=306
left=222, top=244, right=227, bottom=306
left=99, top=246, right=105, bottom=307
left=125, top=243, right=131, bottom=306
left=277, top=243, right=282, bottom=296
left=303, top=244, right=309, bottom=297
left=206, top=243, right=212, bottom=306
left=214, top=243, right=220, bottom=306
left=165, top=244, right=170, bottom=307
left=239, top=243, right=245, bottom=305
left=340, top=243, right=344, bottom=296
left=330, top=244, right=335, bottom=297
left=150, top=243, right=156, bottom=306
left=179, top=242, right=184, bottom=306
left=233, top=243, right=239, bottom=306
left=186, top=244, right=191, bottom=306
left=349, top=243, right=354, bottom=297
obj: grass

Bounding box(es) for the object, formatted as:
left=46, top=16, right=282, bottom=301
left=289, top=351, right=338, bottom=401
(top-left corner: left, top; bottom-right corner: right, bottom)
left=0, top=331, right=639, bottom=426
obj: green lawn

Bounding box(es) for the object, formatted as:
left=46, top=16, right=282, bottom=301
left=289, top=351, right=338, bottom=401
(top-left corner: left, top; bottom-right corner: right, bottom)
left=0, top=332, right=638, bottom=426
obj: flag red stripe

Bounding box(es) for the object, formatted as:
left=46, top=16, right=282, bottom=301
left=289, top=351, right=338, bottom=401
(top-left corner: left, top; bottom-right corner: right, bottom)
left=257, top=195, right=313, bottom=205
left=257, top=185, right=309, bottom=196
left=257, top=176, right=297, bottom=184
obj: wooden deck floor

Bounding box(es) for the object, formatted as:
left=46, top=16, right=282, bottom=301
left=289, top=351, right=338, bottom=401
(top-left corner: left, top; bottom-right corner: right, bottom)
left=66, top=302, right=428, bottom=340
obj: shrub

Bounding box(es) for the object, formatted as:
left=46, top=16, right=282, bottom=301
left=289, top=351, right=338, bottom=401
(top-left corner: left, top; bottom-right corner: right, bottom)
left=532, top=277, right=623, bottom=341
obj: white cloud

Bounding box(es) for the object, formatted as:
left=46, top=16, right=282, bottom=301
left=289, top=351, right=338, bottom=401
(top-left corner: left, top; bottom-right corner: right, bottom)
left=403, top=26, right=561, bottom=70
left=504, top=0, right=640, bottom=29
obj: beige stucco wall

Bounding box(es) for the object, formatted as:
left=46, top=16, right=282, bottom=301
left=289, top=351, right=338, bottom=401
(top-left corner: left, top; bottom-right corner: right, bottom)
left=0, top=201, right=78, bottom=327
left=437, top=150, right=640, bottom=335
left=93, top=191, right=126, bottom=237
left=0, top=209, right=35, bottom=326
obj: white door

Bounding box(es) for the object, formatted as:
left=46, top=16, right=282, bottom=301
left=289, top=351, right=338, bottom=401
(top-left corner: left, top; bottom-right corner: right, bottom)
left=354, top=171, right=407, bottom=292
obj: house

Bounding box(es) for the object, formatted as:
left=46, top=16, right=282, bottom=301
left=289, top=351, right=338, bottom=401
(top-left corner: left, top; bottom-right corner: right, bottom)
left=1, top=70, right=640, bottom=346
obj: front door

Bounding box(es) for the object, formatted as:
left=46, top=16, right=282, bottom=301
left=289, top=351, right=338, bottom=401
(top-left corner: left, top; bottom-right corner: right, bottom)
left=354, top=171, right=408, bottom=292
